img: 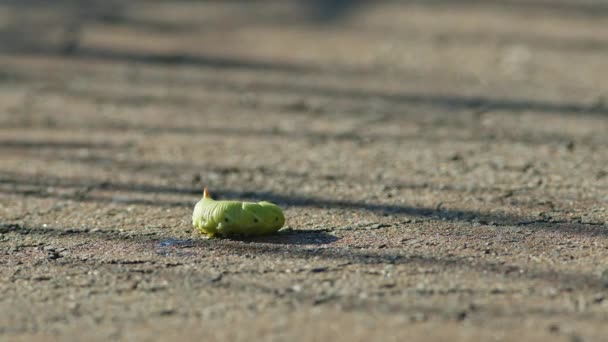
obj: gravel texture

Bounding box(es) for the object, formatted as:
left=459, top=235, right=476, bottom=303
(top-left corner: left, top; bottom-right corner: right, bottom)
left=1, top=1, right=608, bottom=341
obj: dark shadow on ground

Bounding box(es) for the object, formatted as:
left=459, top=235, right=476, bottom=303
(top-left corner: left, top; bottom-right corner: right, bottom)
left=7, top=62, right=605, bottom=117
left=0, top=222, right=159, bottom=245
left=0, top=45, right=321, bottom=74
left=302, top=0, right=365, bottom=22
left=186, top=76, right=608, bottom=116
left=5, top=0, right=606, bottom=20
left=153, top=230, right=339, bottom=247
left=5, top=120, right=602, bottom=151
left=210, top=237, right=607, bottom=292
left=6, top=0, right=606, bottom=55
left=400, top=0, right=608, bottom=17
left=1, top=173, right=606, bottom=238
left=2, top=222, right=604, bottom=294
left=228, top=229, right=340, bottom=245
left=0, top=139, right=128, bottom=150
left=0, top=0, right=367, bottom=24
left=360, top=24, right=608, bottom=53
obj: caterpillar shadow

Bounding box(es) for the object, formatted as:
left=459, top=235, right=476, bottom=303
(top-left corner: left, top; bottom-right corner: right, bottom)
left=227, top=229, right=339, bottom=245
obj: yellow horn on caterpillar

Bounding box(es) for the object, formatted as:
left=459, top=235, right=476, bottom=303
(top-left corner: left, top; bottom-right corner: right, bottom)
left=203, top=187, right=212, bottom=199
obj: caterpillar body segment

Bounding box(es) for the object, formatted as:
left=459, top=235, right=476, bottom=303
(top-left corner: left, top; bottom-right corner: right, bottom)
left=192, top=188, right=285, bottom=237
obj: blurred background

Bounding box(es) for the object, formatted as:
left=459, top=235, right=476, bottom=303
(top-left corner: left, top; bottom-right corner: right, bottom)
left=1, top=0, right=606, bottom=199
left=1, top=0, right=608, bottom=226
left=0, top=0, right=608, bottom=207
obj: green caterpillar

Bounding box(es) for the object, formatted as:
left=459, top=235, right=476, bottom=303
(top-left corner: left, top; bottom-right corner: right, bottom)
left=192, top=188, right=285, bottom=237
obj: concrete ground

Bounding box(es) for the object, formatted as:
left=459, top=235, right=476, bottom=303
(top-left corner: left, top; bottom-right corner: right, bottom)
left=1, top=0, right=607, bottom=341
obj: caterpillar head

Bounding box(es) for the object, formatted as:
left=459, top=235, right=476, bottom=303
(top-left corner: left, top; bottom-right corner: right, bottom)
left=256, top=201, right=285, bottom=229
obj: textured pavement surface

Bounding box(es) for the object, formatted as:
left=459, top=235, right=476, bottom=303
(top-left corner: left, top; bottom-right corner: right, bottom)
left=1, top=1, right=608, bottom=341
